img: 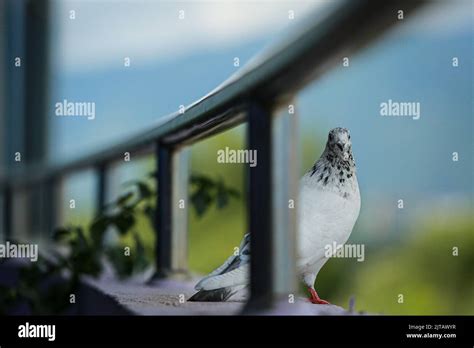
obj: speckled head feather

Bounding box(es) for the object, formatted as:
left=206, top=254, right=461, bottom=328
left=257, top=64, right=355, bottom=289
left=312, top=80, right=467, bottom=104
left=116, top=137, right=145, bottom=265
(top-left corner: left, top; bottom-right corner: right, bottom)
left=326, top=127, right=353, bottom=162
left=308, top=128, right=357, bottom=197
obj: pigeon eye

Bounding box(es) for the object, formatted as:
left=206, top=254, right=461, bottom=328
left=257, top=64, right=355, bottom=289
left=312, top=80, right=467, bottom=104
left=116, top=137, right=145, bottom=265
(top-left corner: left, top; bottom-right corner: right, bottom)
left=348, top=134, right=351, bottom=140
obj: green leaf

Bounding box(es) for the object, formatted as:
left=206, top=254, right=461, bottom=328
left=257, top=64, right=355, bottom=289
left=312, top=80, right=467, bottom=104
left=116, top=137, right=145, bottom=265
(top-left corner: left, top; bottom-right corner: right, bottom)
left=216, top=181, right=229, bottom=209
left=121, top=180, right=153, bottom=206
left=75, top=227, right=89, bottom=252
left=136, top=182, right=152, bottom=200
left=53, top=227, right=70, bottom=242
left=190, top=174, right=215, bottom=189
left=227, top=187, right=240, bottom=198
left=89, top=215, right=111, bottom=246
left=112, top=212, right=136, bottom=235
left=191, top=189, right=213, bottom=217
left=105, top=246, right=134, bottom=278
left=116, top=191, right=134, bottom=207
left=133, top=232, right=150, bottom=272
left=143, top=204, right=156, bottom=224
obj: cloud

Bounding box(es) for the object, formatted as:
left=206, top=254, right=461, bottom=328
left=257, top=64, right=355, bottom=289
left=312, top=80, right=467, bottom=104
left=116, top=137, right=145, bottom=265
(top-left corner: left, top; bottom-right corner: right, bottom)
left=51, top=0, right=471, bottom=74
left=51, top=0, right=323, bottom=73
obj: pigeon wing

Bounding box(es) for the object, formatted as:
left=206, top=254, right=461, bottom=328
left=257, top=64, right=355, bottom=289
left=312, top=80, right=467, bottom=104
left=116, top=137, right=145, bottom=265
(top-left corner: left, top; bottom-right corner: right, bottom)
left=194, top=233, right=250, bottom=291
left=197, top=264, right=249, bottom=290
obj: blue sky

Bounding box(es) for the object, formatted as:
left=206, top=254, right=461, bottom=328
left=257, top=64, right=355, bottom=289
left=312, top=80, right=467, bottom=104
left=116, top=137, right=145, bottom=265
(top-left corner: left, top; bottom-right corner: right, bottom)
left=48, top=0, right=321, bottom=161
left=298, top=26, right=472, bottom=197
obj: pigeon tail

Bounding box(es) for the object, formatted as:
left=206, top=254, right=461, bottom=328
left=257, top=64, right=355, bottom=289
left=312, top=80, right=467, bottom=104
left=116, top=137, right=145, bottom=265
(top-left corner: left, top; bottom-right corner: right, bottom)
left=188, top=287, right=235, bottom=302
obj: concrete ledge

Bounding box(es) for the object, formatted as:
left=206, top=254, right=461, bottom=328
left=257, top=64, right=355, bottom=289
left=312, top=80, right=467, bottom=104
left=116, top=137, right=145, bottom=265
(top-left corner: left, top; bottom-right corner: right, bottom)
left=86, top=272, right=357, bottom=316
left=1, top=259, right=364, bottom=315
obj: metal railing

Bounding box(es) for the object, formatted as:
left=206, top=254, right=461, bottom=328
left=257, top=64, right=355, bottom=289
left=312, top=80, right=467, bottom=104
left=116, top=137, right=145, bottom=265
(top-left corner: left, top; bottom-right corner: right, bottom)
left=1, top=0, right=425, bottom=311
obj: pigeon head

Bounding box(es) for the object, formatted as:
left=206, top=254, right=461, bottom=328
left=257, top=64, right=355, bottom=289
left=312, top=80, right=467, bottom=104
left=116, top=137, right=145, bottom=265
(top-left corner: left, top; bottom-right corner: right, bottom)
left=326, top=127, right=352, bottom=161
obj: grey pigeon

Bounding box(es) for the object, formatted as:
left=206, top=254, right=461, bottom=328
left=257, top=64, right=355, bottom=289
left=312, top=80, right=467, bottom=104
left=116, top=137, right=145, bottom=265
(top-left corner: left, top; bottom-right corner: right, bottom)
left=188, top=127, right=361, bottom=304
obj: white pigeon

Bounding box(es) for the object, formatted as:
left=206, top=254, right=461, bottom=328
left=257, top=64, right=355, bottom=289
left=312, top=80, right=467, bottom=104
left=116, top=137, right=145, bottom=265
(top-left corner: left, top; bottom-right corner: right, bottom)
left=188, top=127, right=361, bottom=304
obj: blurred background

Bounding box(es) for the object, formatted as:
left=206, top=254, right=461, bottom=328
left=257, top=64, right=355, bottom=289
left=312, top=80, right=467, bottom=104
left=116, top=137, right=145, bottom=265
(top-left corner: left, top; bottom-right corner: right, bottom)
left=1, top=0, right=472, bottom=314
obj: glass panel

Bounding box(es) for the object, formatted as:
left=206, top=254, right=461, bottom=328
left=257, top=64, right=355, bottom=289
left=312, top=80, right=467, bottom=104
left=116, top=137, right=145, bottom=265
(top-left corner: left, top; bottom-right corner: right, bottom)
left=188, top=124, right=247, bottom=275
left=105, top=155, right=156, bottom=269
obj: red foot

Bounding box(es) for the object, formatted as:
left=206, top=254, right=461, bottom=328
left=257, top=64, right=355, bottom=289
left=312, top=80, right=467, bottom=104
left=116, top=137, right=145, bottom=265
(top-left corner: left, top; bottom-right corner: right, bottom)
left=308, top=288, right=330, bottom=305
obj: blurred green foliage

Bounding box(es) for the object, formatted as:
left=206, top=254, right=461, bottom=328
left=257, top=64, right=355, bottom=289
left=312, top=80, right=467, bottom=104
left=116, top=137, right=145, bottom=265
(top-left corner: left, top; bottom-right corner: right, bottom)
left=314, top=214, right=474, bottom=314
left=0, top=167, right=240, bottom=314
left=339, top=214, right=473, bottom=314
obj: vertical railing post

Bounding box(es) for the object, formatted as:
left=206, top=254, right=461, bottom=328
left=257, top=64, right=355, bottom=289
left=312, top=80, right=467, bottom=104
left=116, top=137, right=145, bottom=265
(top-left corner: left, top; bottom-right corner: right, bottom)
left=245, top=100, right=298, bottom=312
left=171, top=146, right=189, bottom=273
left=155, top=144, right=172, bottom=277
left=271, top=102, right=298, bottom=298
left=96, top=164, right=107, bottom=216
left=151, top=142, right=189, bottom=281
left=43, top=177, right=57, bottom=238
left=2, top=186, right=12, bottom=240
left=246, top=101, right=273, bottom=309
left=27, top=184, right=43, bottom=239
